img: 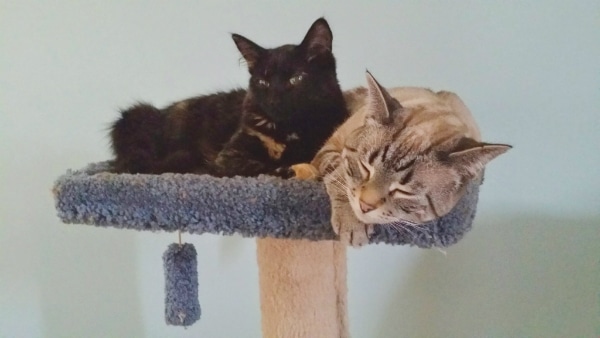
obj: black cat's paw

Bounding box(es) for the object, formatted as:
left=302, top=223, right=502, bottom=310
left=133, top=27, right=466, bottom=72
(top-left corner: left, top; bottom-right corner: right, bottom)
left=271, top=166, right=295, bottom=179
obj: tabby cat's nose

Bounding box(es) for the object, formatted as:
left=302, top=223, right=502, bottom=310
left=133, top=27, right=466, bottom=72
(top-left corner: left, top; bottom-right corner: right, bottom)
left=359, top=199, right=376, bottom=213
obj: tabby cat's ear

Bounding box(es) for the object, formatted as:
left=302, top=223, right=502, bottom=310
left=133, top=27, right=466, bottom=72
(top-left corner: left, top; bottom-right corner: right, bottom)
left=300, top=18, right=333, bottom=62
left=448, top=137, right=512, bottom=178
left=365, top=71, right=403, bottom=125
left=232, top=34, right=265, bottom=71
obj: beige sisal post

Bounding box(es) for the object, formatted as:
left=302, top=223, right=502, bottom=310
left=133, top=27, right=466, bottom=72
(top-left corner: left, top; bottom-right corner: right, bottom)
left=256, top=237, right=349, bottom=338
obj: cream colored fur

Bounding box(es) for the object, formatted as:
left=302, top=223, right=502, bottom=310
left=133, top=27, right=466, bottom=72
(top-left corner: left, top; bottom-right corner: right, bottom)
left=334, top=86, right=481, bottom=159
left=312, top=73, right=510, bottom=246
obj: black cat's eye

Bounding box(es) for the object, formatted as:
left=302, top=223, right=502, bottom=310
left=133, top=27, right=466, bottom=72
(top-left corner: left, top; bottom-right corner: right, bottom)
left=289, top=74, right=304, bottom=86
left=257, top=79, right=269, bottom=87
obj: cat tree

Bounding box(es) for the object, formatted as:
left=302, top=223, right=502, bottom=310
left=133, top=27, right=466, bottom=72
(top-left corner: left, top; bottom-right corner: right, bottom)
left=53, top=161, right=480, bottom=337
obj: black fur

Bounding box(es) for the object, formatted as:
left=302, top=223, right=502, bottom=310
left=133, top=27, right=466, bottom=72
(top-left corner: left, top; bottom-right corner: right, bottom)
left=110, top=18, right=348, bottom=177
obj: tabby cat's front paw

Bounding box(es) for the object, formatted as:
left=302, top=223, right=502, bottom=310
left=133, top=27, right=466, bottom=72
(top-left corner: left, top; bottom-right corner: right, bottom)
left=331, top=212, right=373, bottom=247
left=347, top=224, right=374, bottom=247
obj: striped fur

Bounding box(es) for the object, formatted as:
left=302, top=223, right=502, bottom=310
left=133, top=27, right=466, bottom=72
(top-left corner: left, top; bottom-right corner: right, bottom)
left=310, top=72, right=511, bottom=246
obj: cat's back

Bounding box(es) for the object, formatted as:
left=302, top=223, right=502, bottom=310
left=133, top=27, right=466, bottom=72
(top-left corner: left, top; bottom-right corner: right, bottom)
left=344, top=86, right=438, bottom=112
left=389, top=87, right=481, bottom=141
left=345, top=86, right=480, bottom=141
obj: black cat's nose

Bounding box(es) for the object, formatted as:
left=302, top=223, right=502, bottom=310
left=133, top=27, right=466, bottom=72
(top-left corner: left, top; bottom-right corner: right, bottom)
left=359, top=199, right=376, bottom=213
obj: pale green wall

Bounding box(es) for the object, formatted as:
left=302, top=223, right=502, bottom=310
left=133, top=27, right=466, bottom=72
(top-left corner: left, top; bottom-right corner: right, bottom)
left=1, top=1, right=598, bottom=337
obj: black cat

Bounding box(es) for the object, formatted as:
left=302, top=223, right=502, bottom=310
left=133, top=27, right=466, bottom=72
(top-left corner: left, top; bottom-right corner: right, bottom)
left=110, top=18, right=348, bottom=177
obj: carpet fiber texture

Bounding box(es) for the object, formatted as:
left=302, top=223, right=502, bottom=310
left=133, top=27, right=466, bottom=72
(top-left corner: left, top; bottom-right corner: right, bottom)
left=53, top=161, right=480, bottom=248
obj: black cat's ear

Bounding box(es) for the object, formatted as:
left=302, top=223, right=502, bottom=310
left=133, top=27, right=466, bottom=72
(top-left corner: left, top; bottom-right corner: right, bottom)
left=300, top=18, right=333, bottom=62
left=365, top=70, right=403, bottom=126
left=232, top=34, right=265, bottom=71
left=448, top=137, right=512, bottom=178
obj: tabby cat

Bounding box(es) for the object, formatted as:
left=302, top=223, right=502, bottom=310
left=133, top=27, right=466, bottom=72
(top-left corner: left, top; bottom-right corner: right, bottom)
left=304, top=71, right=511, bottom=246
left=110, top=18, right=348, bottom=177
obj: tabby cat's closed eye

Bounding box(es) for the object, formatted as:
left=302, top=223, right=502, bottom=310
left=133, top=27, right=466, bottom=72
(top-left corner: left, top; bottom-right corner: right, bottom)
left=358, top=160, right=370, bottom=180
left=389, top=187, right=415, bottom=198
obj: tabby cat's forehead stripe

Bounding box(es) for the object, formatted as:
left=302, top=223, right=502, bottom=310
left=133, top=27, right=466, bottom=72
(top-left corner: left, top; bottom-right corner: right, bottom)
left=426, top=194, right=440, bottom=218
left=391, top=127, right=405, bottom=141
left=345, top=166, right=353, bottom=177
left=317, top=148, right=341, bottom=160
left=394, top=158, right=416, bottom=172
left=368, top=149, right=380, bottom=165
left=381, top=145, right=390, bottom=162
left=400, top=168, right=414, bottom=185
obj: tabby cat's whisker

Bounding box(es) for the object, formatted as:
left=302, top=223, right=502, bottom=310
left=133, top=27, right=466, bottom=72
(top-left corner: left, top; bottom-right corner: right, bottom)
left=329, top=177, right=350, bottom=193
left=387, top=222, right=417, bottom=238
left=383, top=219, right=432, bottom=239
left=325, top=169, right=350, bottom=192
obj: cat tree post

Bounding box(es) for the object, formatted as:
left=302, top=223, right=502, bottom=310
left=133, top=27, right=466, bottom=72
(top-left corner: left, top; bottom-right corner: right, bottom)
left=256, top=238, right=348, bottom=338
